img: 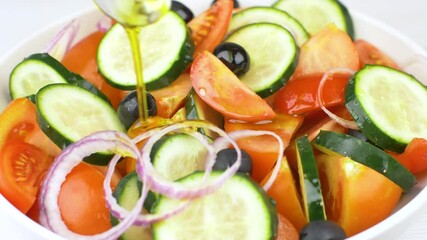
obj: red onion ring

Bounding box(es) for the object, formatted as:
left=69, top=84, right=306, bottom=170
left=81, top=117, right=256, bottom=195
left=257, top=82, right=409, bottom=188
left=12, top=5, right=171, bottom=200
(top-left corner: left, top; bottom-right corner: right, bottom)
left=43, top=19, right=79, bottom=61
left=39, top=131, right=142, bottom=240
left=213, top=130, right=285, bottom=191
left=317, top=67, right=359, bottom=130
left=135, top=121, right=242, bottom=199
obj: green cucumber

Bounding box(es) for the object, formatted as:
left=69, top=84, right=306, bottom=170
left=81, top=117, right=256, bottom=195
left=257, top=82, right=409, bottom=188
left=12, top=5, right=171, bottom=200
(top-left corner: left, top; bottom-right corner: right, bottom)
left=150, top=133, right=207, bottom=181
left=111, top=172, right=154, bottom=240
left=36, top=84, right=125, bottom=165
left=184, top=89, right=224, bottom=139
left=295, top=135, right=326, bottom=222
left=152, top=171, right=278, bottom=240
left=225, top=23, right=298, bottom=98
left=97, top=11, right=194, bottom=91
left=345, top=64, right=427, bottom=153
left=227, top=6, right=309, bottom=46
left=273, top=0, right=354, bottom=38
left=9, top=53, right=109, bottom=102
left=312, top=130, right=416, bottom=191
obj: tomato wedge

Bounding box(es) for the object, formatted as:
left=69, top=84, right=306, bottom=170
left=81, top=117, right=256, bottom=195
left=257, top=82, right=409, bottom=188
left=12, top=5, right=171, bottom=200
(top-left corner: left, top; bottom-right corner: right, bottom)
left=274, top=73, right=351, bottom=115
left=224, top=113, right=303, bottom=181
left=150, top=73, right=193, bottom=118
left=261, top=158, right=307, bottom=231
left=58, top=162, right=114, bottom=235
left=62, top=31, right=128, bottom=109
left=276, top=214, right=299, bottom=240
left=395, top=138, right=427, bottom=173
left=354, top=39, right=400, bottom=69
left=0, top=141, right=53, bottom=213
left=293, top=24, right=359, bottom=78
left=0, top=99, right=59, bottom=213
left=188, top=0, right=234, bottom=58
left=191, top=51, right=275, bottom=122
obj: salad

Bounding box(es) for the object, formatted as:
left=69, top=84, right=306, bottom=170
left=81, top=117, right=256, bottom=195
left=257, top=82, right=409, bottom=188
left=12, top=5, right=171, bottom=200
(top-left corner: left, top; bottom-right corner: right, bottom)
left=0, top=0, right=427, bottom=239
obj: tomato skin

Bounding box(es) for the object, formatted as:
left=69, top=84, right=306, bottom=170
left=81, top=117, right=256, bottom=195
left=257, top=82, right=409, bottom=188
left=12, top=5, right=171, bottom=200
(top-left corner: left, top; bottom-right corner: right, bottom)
left=191, top=51, right=275, bottom=122
left=317, top=154, right=402, bottom=236
left=150, top=73, right=193, bottom=118
left=188, top=0, right=234, bottom=58
left=354, top=39, right=400, bottom=69
left=58, top=162, right=113, bottom=235
left=395, top=138, right=427, bottom=173
left=224, top=114, right=303, bottom=181
left=293, top=24, right=359, bottom=78
left=0, top=99, right=58, bottom=213
left=62, top=31, right=128, bottom=109
left=274, top=73, right=351, bottom=115
left=261, top=158, right=307, bottom=231
left=0, top=141, right=53, bottom=213
left=276, top=214, right=299, bottom=240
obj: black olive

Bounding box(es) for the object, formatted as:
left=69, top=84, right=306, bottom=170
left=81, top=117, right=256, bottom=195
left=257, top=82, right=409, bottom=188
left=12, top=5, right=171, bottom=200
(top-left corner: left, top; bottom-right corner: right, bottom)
left=213, top=42, right=250, bottom=77
left=117, top=91, right=157, bottom=129
left=171, top=1, right=194, bottom=23
left=213, top=148, right=252, bottom=174
left=211, top=0, right=240, bottom=8
left=300, top=220, right=346, bottom=240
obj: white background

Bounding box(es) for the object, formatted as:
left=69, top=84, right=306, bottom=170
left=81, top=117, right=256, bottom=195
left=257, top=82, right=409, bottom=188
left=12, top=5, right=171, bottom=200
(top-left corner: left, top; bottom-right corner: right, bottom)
left=0, top=0, right=427, bottom=239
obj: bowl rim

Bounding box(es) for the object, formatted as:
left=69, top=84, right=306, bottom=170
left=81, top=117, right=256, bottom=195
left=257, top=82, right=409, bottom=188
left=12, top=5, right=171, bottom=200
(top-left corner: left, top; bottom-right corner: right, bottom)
left=0, top=4, right=426, bottom=240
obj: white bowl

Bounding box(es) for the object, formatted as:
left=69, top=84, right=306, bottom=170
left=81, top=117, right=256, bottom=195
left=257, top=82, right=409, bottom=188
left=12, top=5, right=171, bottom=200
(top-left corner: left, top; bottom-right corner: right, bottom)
left=0, top=0, right=426, bottom=239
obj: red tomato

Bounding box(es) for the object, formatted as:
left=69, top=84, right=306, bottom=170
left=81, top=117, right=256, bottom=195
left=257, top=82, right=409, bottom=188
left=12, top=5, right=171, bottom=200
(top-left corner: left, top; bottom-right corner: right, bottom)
left=395, top=138, right=427, bottom=173
left=354, top=39, right=400, bottom=69
left=274, top=73, right=351, bottom=115
left=188, top=0, right=234, bottom=58
left=150, top=73, right=193, bottom=118
left=191, top=51, right=275, bottom=122
left=224, top=113, right=303, bottom=181
left=293, top=24, right=359, bottom=78
left=58, top=162, right=113, bottom=235
left=0, top=99, right=59, bottom=213
left=62, top=31, right=128, bottom=109
left=0, top=141, right=53, bottom=213
left=276, top=214, right=300, bottom=240
left=261, top=158, right=307, bottom=231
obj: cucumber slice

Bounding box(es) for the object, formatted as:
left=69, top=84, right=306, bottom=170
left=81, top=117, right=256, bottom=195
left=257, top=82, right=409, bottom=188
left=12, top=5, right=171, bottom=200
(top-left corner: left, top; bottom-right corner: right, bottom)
left=312, top=130, right=416, bottom=191
left=225, top=23, right=298, bottom=98
left=97, top=11, right=194, bottom=91
left=152, top=171, right=278, bottom=240
left=9, top=53, right=108, bottom=102
left=111, top=172, right=152, bottom=240
left=345, top=64, right=427, bottom=153
left=227, top=6, right=309, bottom=46
left=184, top=89, right=224, bottom=139
left=295, top=135, right=326, bottom=222
left=36, top=83, right=125, bottom=164
left=273, top=0, right=354, bottom=38
left=151, top=133, right=207, bottom=181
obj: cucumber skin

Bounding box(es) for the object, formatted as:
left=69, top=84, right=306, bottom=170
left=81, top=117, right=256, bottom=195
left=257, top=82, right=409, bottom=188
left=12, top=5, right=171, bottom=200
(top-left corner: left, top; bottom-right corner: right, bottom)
left=296, top=135, right=326, bottom=222
left=312, top=130, right=416, bottom=192
left=152, top=171, right=278, bottom=240
left=345, top=66, right=405, bottom=153
left=226, top=23, right=299, bottom=98
left=35, top=84, right=124, bottom=165
left=11, top=53, right=110, bottom=104
left=99, top=19, right=194, bottom=91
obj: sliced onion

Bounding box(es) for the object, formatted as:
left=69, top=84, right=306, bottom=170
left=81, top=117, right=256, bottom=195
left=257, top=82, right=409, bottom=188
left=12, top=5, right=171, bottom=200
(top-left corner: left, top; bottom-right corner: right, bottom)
left=214, top=130, right=285, bottom=191
left=39, top=131, right=142, bottom=240
left=43, top=19, right=79, bottom=61
left=135, top=121, right=242, bottom=199
left=317, top=67, right=359, bottom=130
left=97, top=15, right=113, bottom=32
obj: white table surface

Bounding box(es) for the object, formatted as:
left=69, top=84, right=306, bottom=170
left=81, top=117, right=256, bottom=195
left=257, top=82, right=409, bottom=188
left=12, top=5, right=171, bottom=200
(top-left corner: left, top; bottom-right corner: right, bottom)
left=0, top=0, right=427, bottom=239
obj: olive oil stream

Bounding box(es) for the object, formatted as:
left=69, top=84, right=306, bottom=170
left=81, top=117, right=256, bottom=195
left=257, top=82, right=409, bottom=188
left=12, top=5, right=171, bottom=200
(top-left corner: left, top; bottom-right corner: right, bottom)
left=93, top=0, right=170, bottom=124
